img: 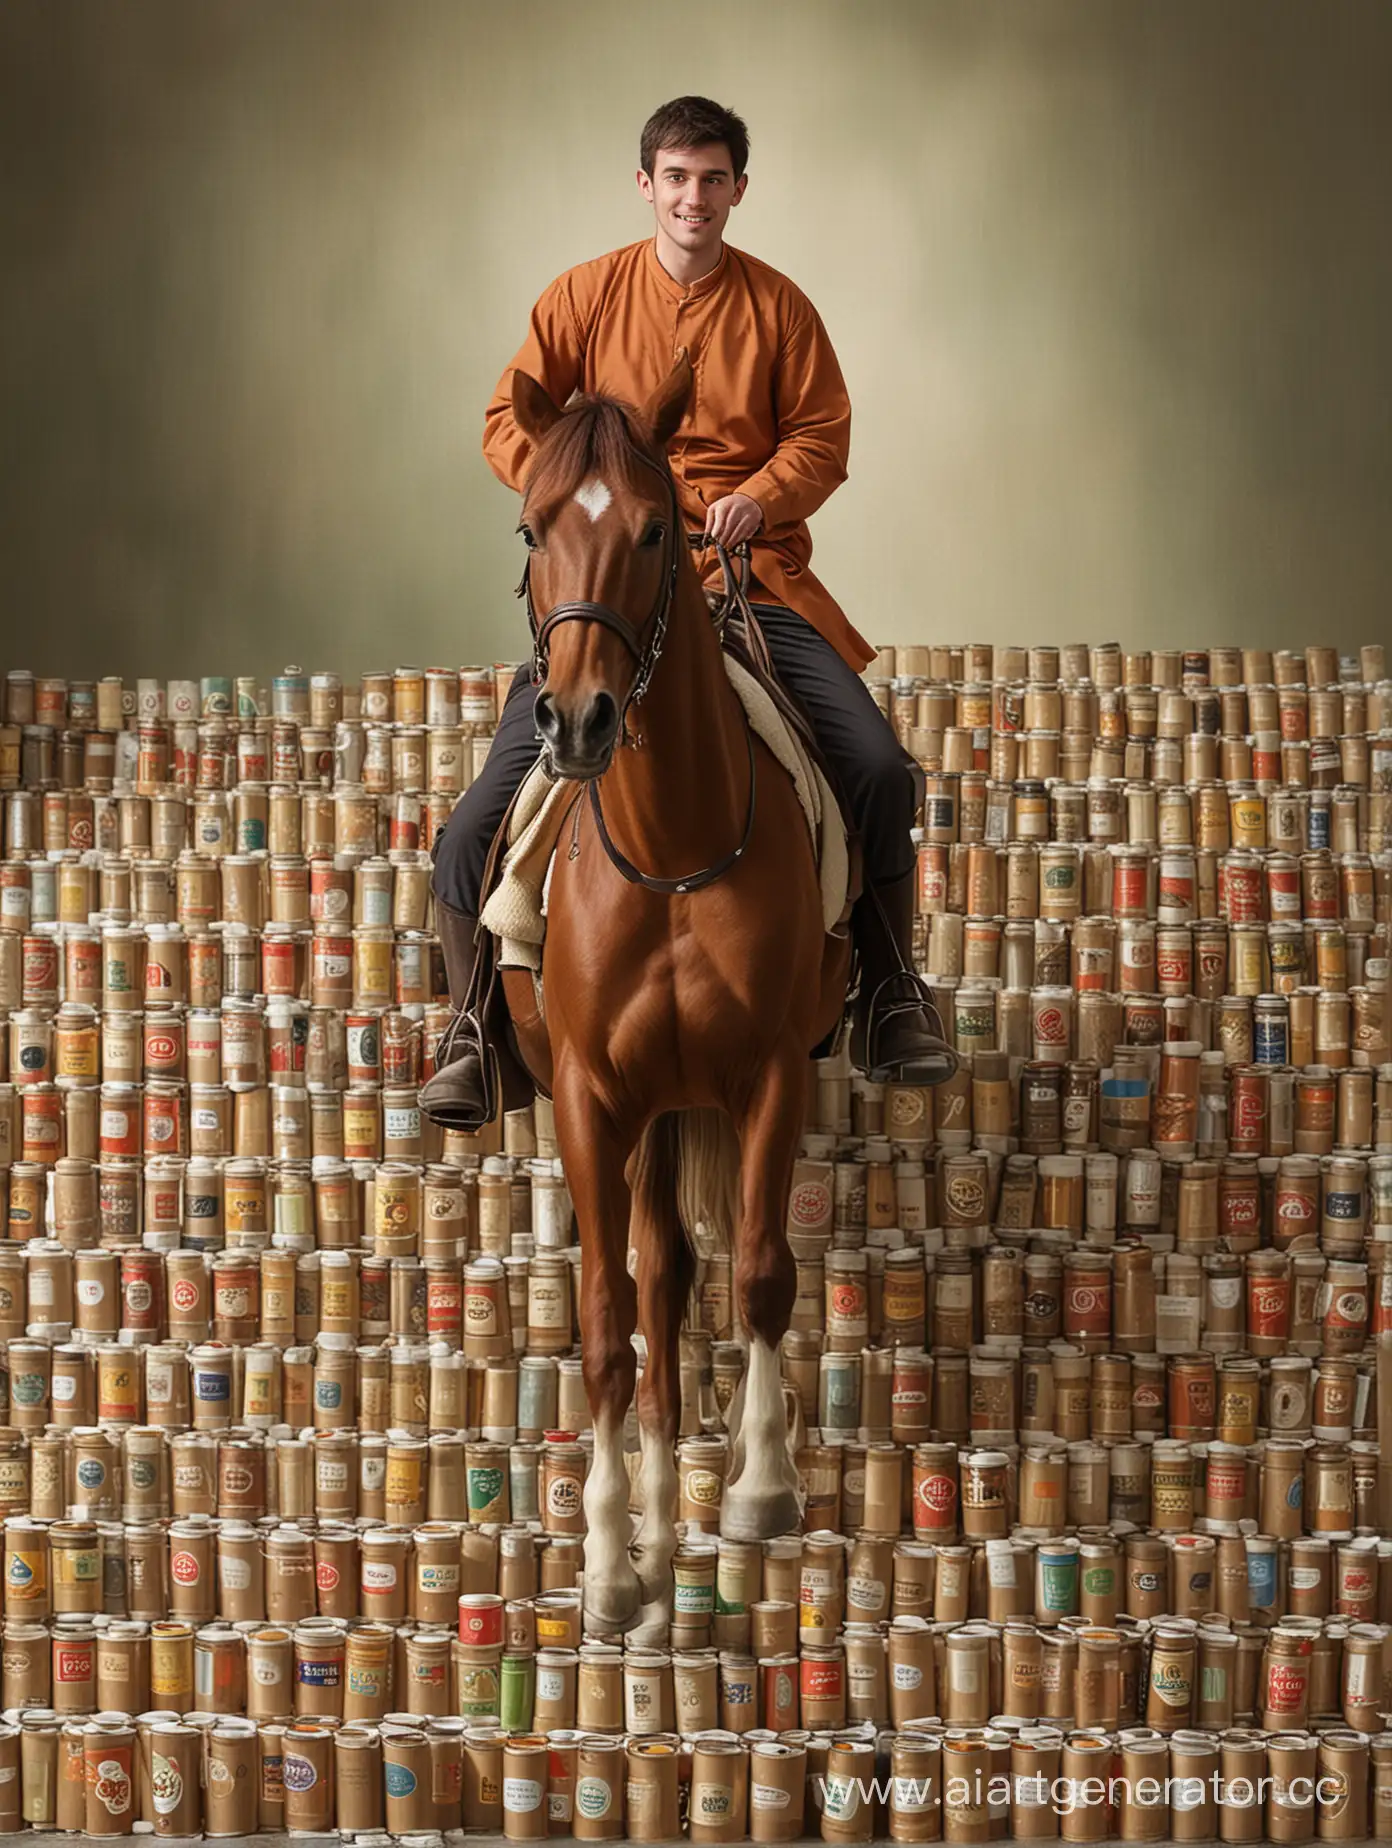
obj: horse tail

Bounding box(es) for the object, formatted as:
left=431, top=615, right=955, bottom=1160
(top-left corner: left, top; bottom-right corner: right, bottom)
left=672, top=1107, right=741, bottom=1257
left=628, top=1108, right=739, bottom=1256
left=632, top=1108, right=740, bottom=1257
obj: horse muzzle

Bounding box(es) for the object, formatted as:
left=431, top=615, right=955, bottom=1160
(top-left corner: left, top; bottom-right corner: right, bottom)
left=533, top=687, right=620, bottom=781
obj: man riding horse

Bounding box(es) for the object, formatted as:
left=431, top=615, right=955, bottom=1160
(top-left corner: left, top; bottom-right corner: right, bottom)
left=424, top=94, right=954, bottom=1129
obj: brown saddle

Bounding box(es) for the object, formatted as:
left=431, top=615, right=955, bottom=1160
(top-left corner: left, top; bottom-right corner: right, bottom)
left=464, top=541, right=863, bottom=1119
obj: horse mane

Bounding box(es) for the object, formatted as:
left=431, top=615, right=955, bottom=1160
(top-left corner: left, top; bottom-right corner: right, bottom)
left=522, top=394, right=668, bottom=518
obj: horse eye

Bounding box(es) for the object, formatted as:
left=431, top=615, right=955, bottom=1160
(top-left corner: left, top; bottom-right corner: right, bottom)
left=639, top=522, right=666, bottom=549
left=518, top=525, right=538, bottom=550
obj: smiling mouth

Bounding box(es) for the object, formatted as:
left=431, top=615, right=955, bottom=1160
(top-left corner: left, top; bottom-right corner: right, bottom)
left=677, top=214, right=709, bottom=226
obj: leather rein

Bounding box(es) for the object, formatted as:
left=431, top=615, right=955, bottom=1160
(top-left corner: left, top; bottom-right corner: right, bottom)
left=516, top=437, right=757, bottom=898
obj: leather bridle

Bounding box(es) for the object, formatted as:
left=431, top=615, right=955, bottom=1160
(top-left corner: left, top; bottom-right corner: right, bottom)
left=515, top=432, right=757, bottom=896
left=519, top=433, right=682, bottom=738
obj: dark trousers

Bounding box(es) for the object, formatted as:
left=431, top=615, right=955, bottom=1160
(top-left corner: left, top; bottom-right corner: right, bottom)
left=432, top=604, right=923, bottom=916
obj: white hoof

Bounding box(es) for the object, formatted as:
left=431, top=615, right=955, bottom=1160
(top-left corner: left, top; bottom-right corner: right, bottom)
left=633, top=1541, right=676, bottom=1608
left=720, top=1481, right=802, bottom=1542
left=628, top=1596, right=674, bottom=1648
left=583, top=1559, right=643, bottom=1633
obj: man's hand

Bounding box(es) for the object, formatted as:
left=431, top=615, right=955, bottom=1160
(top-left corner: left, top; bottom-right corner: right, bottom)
left=704, top=492, right=764, bottom=549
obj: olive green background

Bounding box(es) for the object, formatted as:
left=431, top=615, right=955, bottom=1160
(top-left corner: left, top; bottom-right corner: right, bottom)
left=1, top=0, right=1389, bottom=680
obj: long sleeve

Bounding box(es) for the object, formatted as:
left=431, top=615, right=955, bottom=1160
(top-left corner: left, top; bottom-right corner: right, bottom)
left=481, top=274, right=587, bottom=492
left=735, top=297, right=851, bottom=530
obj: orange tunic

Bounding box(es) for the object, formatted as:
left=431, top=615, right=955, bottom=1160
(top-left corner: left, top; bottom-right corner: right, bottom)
left=482, top=238, right=872, bottom=672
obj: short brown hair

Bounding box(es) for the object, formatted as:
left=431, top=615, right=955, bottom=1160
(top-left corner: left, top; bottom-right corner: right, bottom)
left=640, top=96, right=750, bottom=182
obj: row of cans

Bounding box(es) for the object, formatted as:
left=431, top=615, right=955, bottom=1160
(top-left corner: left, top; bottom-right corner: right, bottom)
left=2, top=1038, right=1378, bottom=1174
left=1, top=663, right=515, bottom=733
left=8, top=1654, right=1392, bottom=1837
left=7, top=1502, right=1392, bottom=1725
left=9, top=645, right=1390, bottom=730
left=2, top=1335, right=1386, bottom=1522
left=15, top=1706, right=1392, bottom=1844
left=913, top=850, right=1382, bottom=938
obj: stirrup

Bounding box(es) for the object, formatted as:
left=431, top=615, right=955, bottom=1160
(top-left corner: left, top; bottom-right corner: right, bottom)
left=425, top=1007, right=499, bottom=1128
left=862, top=970, right=960, bottom=1084
left=433, top=1007, right=481, bottom=1071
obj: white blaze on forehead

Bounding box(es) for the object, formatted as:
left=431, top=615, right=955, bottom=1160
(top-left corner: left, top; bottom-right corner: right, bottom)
left=574, top=476, right=613, bottom=522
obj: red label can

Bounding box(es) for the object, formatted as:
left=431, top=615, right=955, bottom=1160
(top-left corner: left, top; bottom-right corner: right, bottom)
left=381, top=1013, right=418, bottom=1086
left=1221, top=860, right=1263, bottom=923
left=1252, top=740, right=1280, bottom=782
left=122, top=1249, right=166, bottom=1335
left=1155, top=938, right=1193, bottom=991
left=1275, top=1186, right=1318, bottom=1247
left=65, top=933, right=102, bottom=1003
left=1266, top=859, right=1301, bottom=917
left=457, top=1593, right=504, bottom=1647
left=310, top=860, right=353, bottom=923
left=55, top=1637, right=95, bottom=1686
left=171, top=1548, right=201, bottom=1586
left=171, top=732, right=198, bottom=786
left=22, top=934, right=60, bottom=1006
left=143, top=1016, right=185, bottom=1078
left=1206, top=1454, right=1247, bottom=1508
left=239, top=737, right=269, bottom=782
left=262, top=935, right=299, bottom=998
left=1228, top=1069, right=1268, bottom=1157
left=1063, top=1277, right=1112, bottom=1343
left=268, top=1012, right=308, bottom=1080
left=389, top=795, right=421, bottom=851
left=1168, top=1359, right=1216, bottom=1438
left=21, top=1087, right=64, bottom=1164
left=426, top=1270, right=462, bottom=1343
left=800, top=1651, right=844, bottom=1702
left=912, top=1459, right=958, bottom=1536
left=1264, top=1654, right=1309, bottom=1716
left=1248, top=1273, right=1291, bottom=1344
left=1111, top=858, right=1149, bottom=918
left=916, top=842, right=950, bottom=913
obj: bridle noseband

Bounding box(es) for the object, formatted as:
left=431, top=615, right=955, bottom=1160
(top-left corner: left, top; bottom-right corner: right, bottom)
left=515, top=430, right=758, bottom=897
left=518, top=433, right=682, bottom=742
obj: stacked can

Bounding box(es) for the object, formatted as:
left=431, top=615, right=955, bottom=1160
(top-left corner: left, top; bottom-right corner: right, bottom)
left=0, top=643, right=1389, bottom=1844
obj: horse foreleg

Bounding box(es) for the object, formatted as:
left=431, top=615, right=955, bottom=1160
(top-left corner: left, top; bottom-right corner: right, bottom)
left=630, top=1117, right=696, bottom=1643
left=555, top=1077, right=642, bottom=1632
left=721, top=1051, right=806, bottom=1543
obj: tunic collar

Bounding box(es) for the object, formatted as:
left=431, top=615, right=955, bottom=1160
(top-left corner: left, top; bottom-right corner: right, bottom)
left=644, top=236, right=731, bottom=303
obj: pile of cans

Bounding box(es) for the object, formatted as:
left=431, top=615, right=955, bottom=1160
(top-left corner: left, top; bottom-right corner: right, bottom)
left=0, top=644, right=1389, bottom=1843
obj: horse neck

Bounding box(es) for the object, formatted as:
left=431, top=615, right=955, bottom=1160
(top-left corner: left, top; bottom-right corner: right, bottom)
left=597, top=572, right=750, bottom=880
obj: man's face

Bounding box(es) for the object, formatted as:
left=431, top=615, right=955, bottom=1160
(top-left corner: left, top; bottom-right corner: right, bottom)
left=637, top=141, right=747, bottom=255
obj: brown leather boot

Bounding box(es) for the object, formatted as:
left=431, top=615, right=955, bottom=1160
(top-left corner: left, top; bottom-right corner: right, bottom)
left=852, top=872, right=958, bottom=1086
left=419, top=900, right=494, bottom=1130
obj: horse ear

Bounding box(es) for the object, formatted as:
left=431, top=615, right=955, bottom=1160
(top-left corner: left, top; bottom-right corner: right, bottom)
left=512, top=370, right=563, bottom=445
left=641, top=349, right=694, bottom=450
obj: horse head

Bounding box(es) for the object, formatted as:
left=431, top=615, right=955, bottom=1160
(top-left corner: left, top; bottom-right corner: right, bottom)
left=511, top=353, right=693, bottom=779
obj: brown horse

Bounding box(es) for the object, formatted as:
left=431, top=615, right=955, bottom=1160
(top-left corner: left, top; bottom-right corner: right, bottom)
left=497, top=354, right=850, bottom=1639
